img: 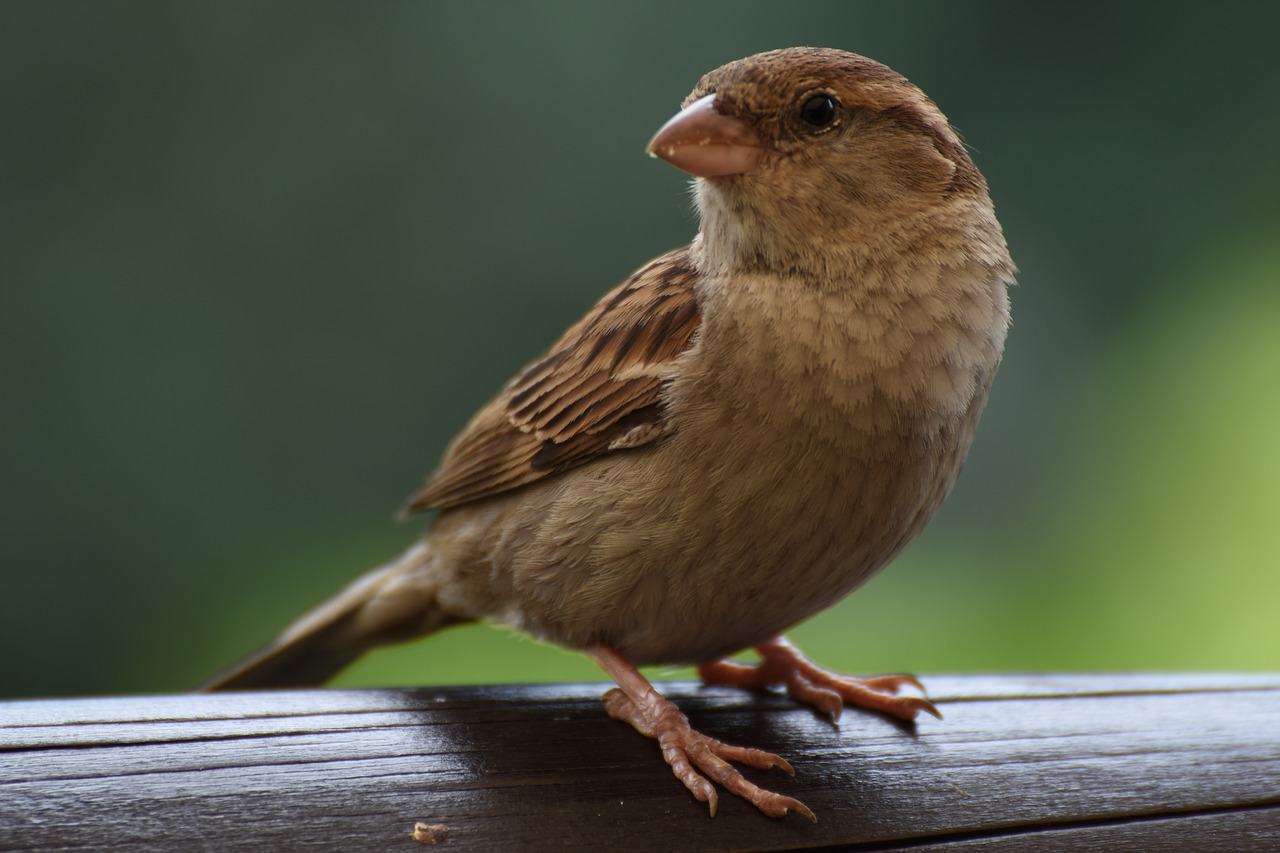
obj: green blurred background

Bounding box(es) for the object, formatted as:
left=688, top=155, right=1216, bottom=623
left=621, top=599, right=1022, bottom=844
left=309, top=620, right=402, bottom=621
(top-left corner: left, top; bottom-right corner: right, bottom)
left=3, top=2, right=1278, bottom=700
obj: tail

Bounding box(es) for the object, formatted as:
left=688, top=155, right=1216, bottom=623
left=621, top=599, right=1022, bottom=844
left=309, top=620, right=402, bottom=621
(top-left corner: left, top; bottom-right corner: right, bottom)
left=199, top=541, right=467, bottom=691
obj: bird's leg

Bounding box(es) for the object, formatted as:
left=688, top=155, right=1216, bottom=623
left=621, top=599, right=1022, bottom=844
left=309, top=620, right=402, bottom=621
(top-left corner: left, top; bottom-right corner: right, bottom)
left=588, top=643, right=815, bottom=822
left=698, top=636, right=941, bottom=723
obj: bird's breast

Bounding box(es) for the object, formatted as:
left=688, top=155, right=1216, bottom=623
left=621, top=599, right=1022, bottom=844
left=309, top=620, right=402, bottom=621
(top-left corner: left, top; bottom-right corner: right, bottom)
left=577, top=265, right=1005, bottom=663
left=486, top=262, right=1007, bottom=665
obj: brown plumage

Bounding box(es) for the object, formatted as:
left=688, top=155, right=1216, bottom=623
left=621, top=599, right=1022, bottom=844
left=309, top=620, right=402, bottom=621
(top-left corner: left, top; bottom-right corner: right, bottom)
left=404, top=249, right=700, bottom=511
left=204, top=47, right=1015, bottom=822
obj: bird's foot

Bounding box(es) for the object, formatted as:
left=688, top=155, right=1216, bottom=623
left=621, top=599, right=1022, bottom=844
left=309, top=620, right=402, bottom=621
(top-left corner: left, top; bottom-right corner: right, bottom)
left=590, top=644, right=815, bottom=821
left=698, top=636, right=941, bottom=723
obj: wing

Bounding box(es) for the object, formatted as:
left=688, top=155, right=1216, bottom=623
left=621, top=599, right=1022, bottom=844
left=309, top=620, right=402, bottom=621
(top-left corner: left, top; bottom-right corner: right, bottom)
left=403, top=246, right=701, bottom=513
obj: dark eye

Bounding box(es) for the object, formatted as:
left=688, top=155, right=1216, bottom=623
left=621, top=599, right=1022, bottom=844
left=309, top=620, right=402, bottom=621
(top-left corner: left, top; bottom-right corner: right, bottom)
left=799, top=93, right=839, bottom=128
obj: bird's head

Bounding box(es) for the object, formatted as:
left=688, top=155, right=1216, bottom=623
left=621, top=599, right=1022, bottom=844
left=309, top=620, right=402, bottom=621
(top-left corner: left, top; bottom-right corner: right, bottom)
left=647, top=48, right=993, bottom=273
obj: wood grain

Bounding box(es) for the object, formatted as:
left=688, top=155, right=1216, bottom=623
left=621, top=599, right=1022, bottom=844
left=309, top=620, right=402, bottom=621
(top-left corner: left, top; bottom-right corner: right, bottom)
left=2, top=675, right=1278, bottom=851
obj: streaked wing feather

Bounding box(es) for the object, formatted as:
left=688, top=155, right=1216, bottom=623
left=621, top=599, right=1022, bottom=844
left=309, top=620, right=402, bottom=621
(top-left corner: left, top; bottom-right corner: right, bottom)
left=404, top=246, right=700, bottom=512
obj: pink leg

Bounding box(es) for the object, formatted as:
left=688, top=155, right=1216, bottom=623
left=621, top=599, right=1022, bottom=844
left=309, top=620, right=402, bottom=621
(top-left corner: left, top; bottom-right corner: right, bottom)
left=698, top=637, right=941, bottom=722
left=589, top=643, right=815, bottom=822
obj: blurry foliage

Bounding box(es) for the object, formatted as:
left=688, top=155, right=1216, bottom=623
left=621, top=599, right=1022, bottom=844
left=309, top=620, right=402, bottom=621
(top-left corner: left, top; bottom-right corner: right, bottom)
left=2, top=2, right=1277, bottom=698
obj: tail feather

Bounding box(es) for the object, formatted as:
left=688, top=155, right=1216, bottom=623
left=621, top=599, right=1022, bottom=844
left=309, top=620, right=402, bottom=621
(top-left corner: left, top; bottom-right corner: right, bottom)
left=199, top=541, right=465, bottom=691
left=199, top=629, right=368, bottom=691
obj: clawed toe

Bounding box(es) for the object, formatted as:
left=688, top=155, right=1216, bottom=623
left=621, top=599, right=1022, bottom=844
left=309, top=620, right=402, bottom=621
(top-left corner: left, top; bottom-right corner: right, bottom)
left=699, top=637, right=942, bottom=723
left=602, top=686, right=815, bottom=821
left=594, top=648, right=814, bottom=821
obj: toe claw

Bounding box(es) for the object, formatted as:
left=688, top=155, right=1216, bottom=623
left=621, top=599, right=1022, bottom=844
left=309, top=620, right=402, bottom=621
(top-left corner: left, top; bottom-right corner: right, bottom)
left=702, top=638, right=943, bottom=724
left=857, top=674, right=928, bottom=695
left=592, top=643, right=812, bottom=821
left=784, top=797, right=818, bottom=823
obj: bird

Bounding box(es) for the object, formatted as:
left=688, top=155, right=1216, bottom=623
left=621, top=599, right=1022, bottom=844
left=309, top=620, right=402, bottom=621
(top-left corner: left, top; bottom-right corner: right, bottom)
left=202, top=47, right=1015, bottom=822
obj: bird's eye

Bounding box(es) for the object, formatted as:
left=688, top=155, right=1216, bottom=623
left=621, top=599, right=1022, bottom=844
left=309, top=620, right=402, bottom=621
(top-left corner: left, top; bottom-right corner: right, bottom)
left=799, top=93, right=839, bottom=128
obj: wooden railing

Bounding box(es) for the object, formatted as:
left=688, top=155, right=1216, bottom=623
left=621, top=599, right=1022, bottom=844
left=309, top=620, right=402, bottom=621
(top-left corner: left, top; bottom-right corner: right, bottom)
left=3, top=674, right=1278, bottom=850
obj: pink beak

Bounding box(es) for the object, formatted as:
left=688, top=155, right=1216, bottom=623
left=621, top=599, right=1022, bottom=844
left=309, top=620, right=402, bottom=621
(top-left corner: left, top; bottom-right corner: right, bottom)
left=646, top=94, right=764, bottom=178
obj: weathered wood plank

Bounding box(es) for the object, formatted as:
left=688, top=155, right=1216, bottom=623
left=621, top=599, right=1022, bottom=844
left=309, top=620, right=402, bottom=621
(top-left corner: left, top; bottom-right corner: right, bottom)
left=872, top=808, right=1280, bottom=851
left=1, top=675, right=1278, bottom=851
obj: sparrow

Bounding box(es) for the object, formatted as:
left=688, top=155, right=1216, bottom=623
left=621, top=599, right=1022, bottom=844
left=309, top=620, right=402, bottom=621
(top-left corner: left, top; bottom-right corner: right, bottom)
left=203, top=47, right=1015, bottom=822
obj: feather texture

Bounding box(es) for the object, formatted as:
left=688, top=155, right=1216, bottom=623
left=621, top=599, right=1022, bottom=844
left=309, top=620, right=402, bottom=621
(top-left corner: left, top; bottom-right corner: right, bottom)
left=404, top=248, right=700, bottom=511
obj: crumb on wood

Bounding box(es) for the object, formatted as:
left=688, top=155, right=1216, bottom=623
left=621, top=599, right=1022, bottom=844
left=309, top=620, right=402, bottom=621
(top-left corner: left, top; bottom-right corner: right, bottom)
left=411, top=822, right=449, bottom=845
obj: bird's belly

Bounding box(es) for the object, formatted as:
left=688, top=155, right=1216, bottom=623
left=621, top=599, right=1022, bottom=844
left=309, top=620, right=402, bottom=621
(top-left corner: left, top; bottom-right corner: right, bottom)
left=499, top=422, right=957, bottom=666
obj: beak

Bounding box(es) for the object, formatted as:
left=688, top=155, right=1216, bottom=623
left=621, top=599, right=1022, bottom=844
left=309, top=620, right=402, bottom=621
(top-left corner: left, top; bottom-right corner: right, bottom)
left=646, top=94, right=763, bottom=178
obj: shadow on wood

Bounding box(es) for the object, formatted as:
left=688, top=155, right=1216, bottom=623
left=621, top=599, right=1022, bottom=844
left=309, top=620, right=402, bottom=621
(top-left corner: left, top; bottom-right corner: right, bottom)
left=2, top=674, right=1278, bottom=851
